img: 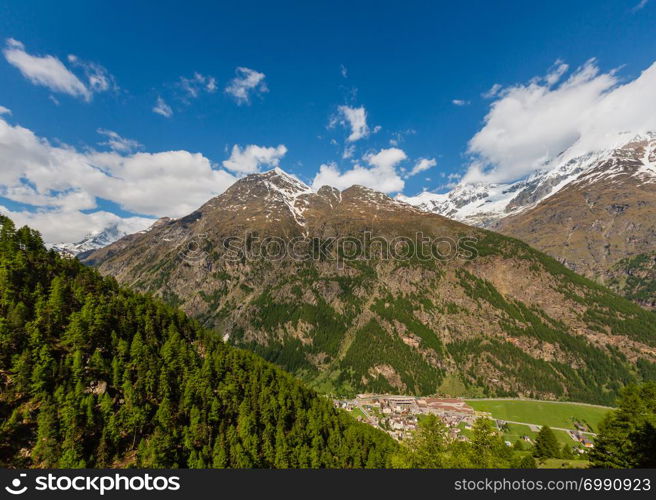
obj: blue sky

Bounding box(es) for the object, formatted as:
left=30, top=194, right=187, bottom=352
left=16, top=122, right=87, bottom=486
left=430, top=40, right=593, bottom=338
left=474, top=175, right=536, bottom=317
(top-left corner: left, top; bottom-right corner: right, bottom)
left=0, top=0, right=655, bottom=242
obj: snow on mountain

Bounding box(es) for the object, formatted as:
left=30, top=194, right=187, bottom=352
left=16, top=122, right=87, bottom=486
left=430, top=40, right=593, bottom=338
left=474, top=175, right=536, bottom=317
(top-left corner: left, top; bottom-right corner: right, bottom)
left=260, top=167, right=314, bottom=227
left=399, top=133, right=656, bottom=227
left=51, top=218, right=165, bottom=256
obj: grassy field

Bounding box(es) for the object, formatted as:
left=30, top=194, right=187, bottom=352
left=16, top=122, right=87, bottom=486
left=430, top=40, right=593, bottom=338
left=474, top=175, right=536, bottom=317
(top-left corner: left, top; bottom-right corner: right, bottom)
left=539, top=458, right=589, bottom=469
left=500, top=423, right=578, bottom=446
left=500, top=423, right=531, bottom=443
left=466, top=399, right=611, bottom=432
left=349, top=407, right=366, bottom=419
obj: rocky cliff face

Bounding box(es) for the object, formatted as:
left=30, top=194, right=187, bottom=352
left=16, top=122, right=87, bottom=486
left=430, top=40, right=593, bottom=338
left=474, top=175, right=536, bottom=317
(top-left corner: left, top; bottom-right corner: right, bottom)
left=82, top=168, right=656, bottom=403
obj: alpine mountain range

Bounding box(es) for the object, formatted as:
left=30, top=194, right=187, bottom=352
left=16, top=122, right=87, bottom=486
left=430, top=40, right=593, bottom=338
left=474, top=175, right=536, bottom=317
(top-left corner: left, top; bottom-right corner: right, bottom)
left=76, top=132, right=656, bottom=404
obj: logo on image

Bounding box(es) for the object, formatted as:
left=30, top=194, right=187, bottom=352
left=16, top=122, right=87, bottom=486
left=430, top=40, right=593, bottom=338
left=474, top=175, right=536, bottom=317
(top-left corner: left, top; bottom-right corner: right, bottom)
left=5, top=473, right=28, bottom=495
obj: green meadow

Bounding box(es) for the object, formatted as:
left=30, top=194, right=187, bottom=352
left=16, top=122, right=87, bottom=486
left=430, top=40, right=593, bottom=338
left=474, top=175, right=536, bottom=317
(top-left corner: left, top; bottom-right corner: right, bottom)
left=465, top=399, right=612, bottom=432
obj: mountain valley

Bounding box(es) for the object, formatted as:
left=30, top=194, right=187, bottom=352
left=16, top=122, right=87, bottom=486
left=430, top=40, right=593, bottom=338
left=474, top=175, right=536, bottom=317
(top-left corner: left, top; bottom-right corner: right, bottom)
left=82, top=169, right=656, bottom=404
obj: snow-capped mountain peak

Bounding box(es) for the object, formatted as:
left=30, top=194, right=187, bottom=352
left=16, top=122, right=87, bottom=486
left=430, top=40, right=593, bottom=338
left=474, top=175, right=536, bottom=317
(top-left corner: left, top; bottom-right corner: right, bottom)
left=261, top=167, right=313, bottom=197
left=51, top=218, right=166, bottom=256
left=211, top=168, right=315, bottom=228
left=399, top=133, right=656, bottom=227
left=51, top=224, right=131, bottom=256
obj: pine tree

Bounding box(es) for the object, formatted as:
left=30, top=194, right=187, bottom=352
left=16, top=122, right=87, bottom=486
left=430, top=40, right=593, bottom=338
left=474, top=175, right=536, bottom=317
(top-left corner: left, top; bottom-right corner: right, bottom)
left=590, top=383, right=656, bottom=468
left=561, top=443, right=574, bottom=459
left=32, top=401, right=60, bottom=467
left=392, top=414, right=449, bottom=468
left=467, top=419, right=512, bottom=468
left=518, top=454, right=537, bottom=468
left=533, top=426, right=560, bottom=459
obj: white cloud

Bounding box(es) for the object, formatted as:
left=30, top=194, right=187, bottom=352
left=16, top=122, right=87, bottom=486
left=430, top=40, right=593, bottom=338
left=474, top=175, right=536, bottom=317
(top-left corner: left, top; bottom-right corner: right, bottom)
left=482, top=83, right=502, bottom=99
left=389, top=128, right=416, bottom=146
left=544, top=59, right=569, bottom=86
left=225, top=67, right=268, bottom=105
left=0, top=206, right=153, bottom=246
left=312, top=163, right=403, bottom=193
left=342, top=144, right=356, bottom=159
left=633, top=0, right=649, bottom=11
left=407, top=158, right=437, bottom=177
left=332, top=105, right=369, bottom=142
left=340, top=64, right=348, bottom=78
left=464, top=59, right=656, bottom=184
left=452, top=99, right=470, bottom=106
left=67, top=54, right=117, bottom=93
left=97, top=129, right=142, bottom=153
left=3, top=38, right=91, bottom=101
left=364, top=147, right=407, bottom=170
left=222, top=144, right=287, bottom=174
left=89, top=151, right=236, bottom=216
left=0, top=106, right=11, bottom=115
left=312, top=147, right=406, bottom=193
left=0, top=115, right=238, bottom=242
left=153, top=96, right=173, bottom=117
left=179, top=72, right=217, bottom=98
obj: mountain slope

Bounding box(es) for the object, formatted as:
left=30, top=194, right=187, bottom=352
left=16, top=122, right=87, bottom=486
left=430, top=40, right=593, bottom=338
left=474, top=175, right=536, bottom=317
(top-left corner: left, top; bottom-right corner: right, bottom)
left=495, top=135, right=656, bottom=298
left=0, top=215, right=395, bottom=468
left=401, top=134, right=656, bottom=307
left=82, top=169, right=656, bottom=404
left=607, top=252, right=656, bottom=310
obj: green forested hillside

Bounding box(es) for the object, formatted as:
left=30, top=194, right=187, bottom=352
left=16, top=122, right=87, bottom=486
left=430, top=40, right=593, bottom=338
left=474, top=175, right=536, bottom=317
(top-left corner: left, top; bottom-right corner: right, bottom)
left=608, top=252, right=656, bottom=310
left=0, top=216, right=395, bottom=468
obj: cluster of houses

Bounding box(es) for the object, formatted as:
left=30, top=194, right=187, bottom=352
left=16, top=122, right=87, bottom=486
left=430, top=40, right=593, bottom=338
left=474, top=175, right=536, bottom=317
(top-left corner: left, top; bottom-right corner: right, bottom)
left=335, top=394, right=597, bottom=455
left=333, top=394, right=477, bottom=440
left=570, top=431, right=595, bottom=449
